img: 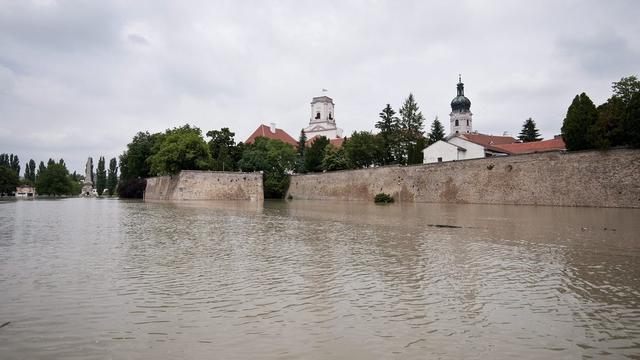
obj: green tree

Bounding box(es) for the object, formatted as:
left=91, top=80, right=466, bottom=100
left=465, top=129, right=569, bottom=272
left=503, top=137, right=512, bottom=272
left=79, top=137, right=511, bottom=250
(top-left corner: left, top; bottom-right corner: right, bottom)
left=96, top=156, right=106, bottom=196
left=343, top=131, right=379, bottom=168
left=23, top=161, right=32, bottom=184
left=9, top=154, right=20, bottom=177
left=206, top=127, right=237, bottom=171
left=120, top=132, right=161, bottom=180
left=375, top=104, right=401, bottom=165
left=37, top=161, right=46, bottom=180
left=407, top=136, right=426, bottom=164
left=561, top=93, right=598, bottom=151
left=149, top=124, right=212, bottom=175
left=612, top=76, right=640, bottom=148
left=322, top=144, right=349, bottom=171
left=36, top=160, right=73, bottom=196
left=296, top=129, right=308, bottom=173
left=28, top=159, right=36, bottom=183
left=238, top=137, right=296, bottom=198
left=594, top=97, right=625, bottom=148
left=518, top=118, right=542, bottom=142
left=107, top=157, right=118, bottom=196
left=612, top=75, right=640, bottom=104
left=304, top=136, right=330, bottom=173
left=0, top=162, right=19, bottom=196
left=427, top=116, right=446, bottom=145
left=398, top=93, right=425, bottom=164
left=118, top=131, right=162, bottom=198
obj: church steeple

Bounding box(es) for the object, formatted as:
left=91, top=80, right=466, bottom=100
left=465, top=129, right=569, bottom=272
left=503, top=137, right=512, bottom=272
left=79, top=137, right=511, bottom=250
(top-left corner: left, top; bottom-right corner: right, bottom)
left=449, top=75, right=473, bottom=135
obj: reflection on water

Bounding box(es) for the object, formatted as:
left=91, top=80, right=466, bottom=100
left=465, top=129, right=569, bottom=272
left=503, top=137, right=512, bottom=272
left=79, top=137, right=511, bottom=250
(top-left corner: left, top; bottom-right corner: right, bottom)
left=0, top=198, right=639, bottom=359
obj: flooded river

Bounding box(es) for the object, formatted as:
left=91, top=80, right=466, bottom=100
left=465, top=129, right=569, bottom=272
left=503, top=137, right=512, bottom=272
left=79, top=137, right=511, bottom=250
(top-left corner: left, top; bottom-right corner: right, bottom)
left=1, top=198, right=639, bottom=359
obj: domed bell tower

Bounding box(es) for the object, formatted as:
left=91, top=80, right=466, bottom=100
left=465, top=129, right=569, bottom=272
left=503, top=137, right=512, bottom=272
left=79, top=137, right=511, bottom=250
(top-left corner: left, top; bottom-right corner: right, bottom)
left=450, top=75, right=473, bottom=135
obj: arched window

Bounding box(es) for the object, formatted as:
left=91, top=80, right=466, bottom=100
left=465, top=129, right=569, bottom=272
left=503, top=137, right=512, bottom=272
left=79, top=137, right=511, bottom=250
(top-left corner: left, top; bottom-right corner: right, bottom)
left=466, top=120, right=469, bottom=126
left=455, top=119, right=459, bottom=126
left=315, top=112, right=321, bottom=119
left=329, top=112, right=333, bottom=120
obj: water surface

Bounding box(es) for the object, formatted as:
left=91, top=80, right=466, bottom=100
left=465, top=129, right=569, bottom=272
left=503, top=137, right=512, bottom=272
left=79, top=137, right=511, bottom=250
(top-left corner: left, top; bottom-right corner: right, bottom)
left=1, top=199, right=639, bottom=359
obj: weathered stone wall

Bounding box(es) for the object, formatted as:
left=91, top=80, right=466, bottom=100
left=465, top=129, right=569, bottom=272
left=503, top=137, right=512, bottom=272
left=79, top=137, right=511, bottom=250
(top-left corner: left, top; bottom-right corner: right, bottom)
left=145, top=171, right=263, bottom=201
left=286, top=149, right=640, bottom=208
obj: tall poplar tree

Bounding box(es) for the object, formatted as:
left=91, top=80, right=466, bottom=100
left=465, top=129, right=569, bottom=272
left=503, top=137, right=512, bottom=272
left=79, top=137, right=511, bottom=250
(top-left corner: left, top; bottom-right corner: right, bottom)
left=96, top=156, right=107, bottom=196
left=28, top=159, right=36, bottom=182
left=518, top=118, right=542, bottom=142
left=107, top=157, right=118, bottom=196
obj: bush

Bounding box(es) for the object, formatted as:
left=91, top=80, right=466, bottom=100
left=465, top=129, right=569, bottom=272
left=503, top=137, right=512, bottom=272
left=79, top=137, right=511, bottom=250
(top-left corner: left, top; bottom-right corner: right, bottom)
left=374, top=192, right=394, bottom=204
left=117, top=178, right=147, bottom=198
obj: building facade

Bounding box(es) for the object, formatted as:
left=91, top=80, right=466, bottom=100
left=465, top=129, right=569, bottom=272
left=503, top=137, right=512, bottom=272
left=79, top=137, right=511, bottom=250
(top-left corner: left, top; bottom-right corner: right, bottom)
left=303, top=96, right=343, bottom=139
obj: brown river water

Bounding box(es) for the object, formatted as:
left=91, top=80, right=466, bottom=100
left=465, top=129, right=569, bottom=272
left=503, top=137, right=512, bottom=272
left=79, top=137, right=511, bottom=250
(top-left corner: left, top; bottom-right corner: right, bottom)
left=0, top=198, right=639, bottom=359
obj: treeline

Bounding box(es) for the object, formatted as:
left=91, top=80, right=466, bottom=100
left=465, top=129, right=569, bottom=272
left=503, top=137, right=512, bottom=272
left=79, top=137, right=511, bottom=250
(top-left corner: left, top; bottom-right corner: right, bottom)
left=562, top=75, right=640, bottom=150
left=0, top=154, right=118, bottom=197
left=0, top=154, right=82, bottom=196
left=117, top=94, right=446, bottom=199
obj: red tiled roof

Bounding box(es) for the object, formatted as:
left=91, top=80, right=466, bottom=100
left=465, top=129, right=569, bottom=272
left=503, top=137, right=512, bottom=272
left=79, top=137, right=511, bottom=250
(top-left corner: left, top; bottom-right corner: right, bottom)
left=306, top=135, right=345, bottom=148
left=460, top=133, right=518, bottom=146
left=492, top=137, right=566, bottom=155
left=245, top=124, right=297, bottom=146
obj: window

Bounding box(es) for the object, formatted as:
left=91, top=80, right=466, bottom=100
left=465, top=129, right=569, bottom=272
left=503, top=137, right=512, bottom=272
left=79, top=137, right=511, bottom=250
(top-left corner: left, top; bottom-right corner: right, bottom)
left=455, top=119, right=459, bottom=126
left=315, top=112, right=321, bottom=119
left=329, top=112, right=333, bottom=120
left=466, top=120, right=469, bottom=126
left=437, top=157, right=443, bottom=162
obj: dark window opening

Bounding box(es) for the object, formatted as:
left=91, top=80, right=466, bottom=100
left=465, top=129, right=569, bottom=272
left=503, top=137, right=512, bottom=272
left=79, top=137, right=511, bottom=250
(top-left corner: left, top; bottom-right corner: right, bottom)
left=466, top=120, right=469, bottom=126
left=437, top=157, right=443, bottom=162
left=329, top=112, right=333, bottom=120
left=455, top=119, right=459, bottom=126
left=315, top=112, right=321, bottom=119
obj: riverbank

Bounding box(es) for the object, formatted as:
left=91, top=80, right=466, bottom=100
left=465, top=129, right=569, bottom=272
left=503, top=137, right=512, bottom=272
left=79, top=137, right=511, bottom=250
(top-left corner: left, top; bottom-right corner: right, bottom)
left=287, top=148, right=640, bottom=208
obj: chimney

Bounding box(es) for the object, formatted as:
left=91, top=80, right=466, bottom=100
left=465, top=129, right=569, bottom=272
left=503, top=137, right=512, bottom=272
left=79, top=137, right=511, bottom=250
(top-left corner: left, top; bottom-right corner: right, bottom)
left=270, top=123, right=276, bottom=133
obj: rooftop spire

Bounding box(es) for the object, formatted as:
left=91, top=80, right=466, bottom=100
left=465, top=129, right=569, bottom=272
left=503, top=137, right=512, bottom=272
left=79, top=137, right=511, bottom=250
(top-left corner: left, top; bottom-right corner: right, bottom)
left=457, top=75, right=464, bottom=96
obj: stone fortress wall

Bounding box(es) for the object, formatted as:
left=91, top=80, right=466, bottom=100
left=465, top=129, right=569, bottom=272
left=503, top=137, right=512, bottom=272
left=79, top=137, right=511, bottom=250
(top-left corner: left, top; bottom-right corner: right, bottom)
left=286, top=149, right=640, bottom=208
left=144, top=170, right=263, bottom=201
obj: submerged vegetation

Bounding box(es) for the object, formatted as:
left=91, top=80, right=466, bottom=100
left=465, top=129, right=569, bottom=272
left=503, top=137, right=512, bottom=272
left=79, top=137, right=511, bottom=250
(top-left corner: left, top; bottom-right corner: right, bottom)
left=374, top=193, right=394, bottom=204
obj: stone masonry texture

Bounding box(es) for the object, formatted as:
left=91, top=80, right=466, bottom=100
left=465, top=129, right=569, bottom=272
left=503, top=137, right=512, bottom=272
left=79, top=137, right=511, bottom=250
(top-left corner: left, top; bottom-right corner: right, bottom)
left=144, top=170, right=263, bottom=201
left=286, top=149, right=640, bottom=208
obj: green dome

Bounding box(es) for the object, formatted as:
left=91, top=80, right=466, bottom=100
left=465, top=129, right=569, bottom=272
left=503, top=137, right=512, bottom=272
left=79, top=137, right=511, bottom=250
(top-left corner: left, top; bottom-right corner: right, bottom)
left=451, top=78, right=471, bottom=112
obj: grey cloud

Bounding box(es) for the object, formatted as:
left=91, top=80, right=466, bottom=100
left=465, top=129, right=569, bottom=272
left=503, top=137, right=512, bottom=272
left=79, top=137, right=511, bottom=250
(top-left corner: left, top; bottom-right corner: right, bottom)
left=0, top=0, right=639, bottom=173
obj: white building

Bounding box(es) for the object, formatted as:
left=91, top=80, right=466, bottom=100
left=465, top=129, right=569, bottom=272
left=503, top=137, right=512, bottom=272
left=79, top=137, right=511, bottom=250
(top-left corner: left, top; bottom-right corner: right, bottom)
left=303, top=95, right=343, bottom=139
left=423, top=77, right=516, bottom=163
left=15, top=186, right=36, bottom=198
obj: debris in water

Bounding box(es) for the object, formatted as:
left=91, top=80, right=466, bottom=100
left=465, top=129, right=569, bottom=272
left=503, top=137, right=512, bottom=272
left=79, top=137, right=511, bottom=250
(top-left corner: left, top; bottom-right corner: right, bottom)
left=428, top=224, right=462, bottom=229
left=0, top=321, right=10, bottom=329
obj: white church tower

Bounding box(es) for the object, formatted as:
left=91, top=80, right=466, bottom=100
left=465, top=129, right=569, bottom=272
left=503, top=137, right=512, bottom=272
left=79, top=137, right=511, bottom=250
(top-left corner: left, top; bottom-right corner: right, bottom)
left=449, top=75, right=473, bottom=135
left=303, top=95, right=343, bottom=139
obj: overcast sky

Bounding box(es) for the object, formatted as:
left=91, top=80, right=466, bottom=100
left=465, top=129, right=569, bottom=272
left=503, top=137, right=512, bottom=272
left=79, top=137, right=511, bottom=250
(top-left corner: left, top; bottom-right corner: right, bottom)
left=1, top=0, right=639, bottom=173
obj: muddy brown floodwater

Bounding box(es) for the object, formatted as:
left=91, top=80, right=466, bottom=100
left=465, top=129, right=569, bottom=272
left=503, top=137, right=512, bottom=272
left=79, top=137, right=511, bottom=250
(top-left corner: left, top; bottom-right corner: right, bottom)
left=1, top=198, right=639, bottom=359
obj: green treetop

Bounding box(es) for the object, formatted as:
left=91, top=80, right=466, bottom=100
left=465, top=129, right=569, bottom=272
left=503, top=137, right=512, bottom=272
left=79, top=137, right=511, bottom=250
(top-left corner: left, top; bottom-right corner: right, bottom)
left=561, top=93, right=598, bottom=151
left=149, top=124, right=211, bottom=175
left=96, top=156, right=106, bottom=196
left=375, top=104, right=401, bottom=165
left=427, top=116, right=446, bottom=145
left=107, top=157, right=118, bottom=196
left=518, top=118, right=542, bottom=142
